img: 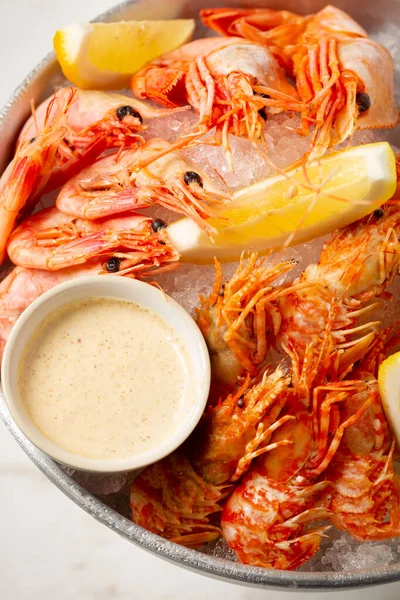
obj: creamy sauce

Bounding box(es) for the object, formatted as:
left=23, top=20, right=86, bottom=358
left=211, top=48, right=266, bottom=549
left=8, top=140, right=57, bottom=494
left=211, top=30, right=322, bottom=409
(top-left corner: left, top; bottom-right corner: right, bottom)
left=18, top=297, right=194, bottom=460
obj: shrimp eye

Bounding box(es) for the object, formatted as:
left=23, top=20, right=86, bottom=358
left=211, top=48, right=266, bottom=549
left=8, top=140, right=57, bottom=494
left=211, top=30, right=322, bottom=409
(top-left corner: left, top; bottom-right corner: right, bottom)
left=254, top=90, right=269, bottom=120
left=184, top=171, right=203, bottom=187
left=116, top=106, right=143, bottom=123
left=237, top=398, right=245, bottom=408
left=356, top=93, right=371, bottom=114
left=29, top=137, right=36, bottom=144
left=373, top=208, right=384, bottom=219
left=255, top=91, right=270, bottom=100
left=151, top=218, right=167, bottom=232
left=258, top=108, right=268, bottom=121
left=105, top=257, right=121, bottom=272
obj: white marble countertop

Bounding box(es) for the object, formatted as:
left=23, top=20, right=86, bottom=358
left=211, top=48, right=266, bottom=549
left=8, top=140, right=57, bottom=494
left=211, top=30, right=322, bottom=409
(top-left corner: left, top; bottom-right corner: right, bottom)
left=0, top=1, right=399, bottom=598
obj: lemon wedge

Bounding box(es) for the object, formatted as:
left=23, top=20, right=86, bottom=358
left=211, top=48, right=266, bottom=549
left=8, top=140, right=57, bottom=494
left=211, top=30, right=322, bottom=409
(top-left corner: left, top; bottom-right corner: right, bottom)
left=168, top=142, right=396, bottom=264
left=54, top=20, right=195, bottom=89
left=378, top=352, right=400, bottom=448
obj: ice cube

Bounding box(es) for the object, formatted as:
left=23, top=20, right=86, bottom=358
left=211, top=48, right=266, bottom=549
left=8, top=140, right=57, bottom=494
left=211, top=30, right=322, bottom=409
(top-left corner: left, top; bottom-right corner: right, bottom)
left=144, top=109, right=197, bottom=143
left=321, top=535, right=395, bottom=572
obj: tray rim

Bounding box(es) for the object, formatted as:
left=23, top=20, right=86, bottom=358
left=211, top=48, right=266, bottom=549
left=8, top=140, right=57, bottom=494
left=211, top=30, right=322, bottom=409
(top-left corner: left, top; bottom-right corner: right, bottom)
left=0, top=0, right=400, bottom=590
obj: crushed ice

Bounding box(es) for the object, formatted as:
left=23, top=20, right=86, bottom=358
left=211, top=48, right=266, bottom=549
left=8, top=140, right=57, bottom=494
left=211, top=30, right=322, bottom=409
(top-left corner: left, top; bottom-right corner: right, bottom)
left=321, top=535, right=396, bottom=571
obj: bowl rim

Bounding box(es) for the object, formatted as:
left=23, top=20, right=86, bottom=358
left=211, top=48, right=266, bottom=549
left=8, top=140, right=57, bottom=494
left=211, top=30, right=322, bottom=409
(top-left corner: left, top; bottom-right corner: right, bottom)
left=1, top=0, right=400, bottom=590
left=1, top=275, right=210, bottom=473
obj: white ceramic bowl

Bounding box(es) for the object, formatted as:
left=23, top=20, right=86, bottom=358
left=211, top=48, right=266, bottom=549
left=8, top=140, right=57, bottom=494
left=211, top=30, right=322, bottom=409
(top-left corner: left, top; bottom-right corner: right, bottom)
left=1, top=276, right=210, bottom=473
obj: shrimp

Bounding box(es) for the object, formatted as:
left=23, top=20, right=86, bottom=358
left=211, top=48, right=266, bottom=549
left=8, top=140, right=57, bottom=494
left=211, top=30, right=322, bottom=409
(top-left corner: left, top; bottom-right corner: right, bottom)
left=7, top=206, right=179, bottom=273
left=276, top=204, right=400, bottom=384
left=201, top=7, right=310, bottom=70
left=0, top=90, right=75, bottom=264
left=0, top=261, right=109, bottom=358
left=55, top=138, right=230, bottom=234
left=131, top=37, right=305, bottom=164
left=295, top=36, right=399, bottom=158
left=323, top=378, right=400, bottom=541
left=202, top=5, right=366, bottom=59
left=130, top=452, right=226, bottom=547
left=19, top=87, right=180, bottom=145
left=190, top=364, right=293, bottom=485
left=17, top=87, right=185, bottom=193
left=220, top=387, right=329, bottom=570
left=202, top=5, right=399, bottom=158
left=195, top=254, right=297, bottom=386
left=317, top=327, right=400, bottom=542
left=0, top=86, right=187, bottom=265
left=221, top=363, right=376, bottom=570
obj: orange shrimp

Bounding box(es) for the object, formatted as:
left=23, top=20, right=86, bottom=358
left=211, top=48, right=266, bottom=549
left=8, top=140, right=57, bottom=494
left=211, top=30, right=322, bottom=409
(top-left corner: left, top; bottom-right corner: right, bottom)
left=7, top=206, right=179, bottom=273
left=130, top=452, right=226, bottom=547
left=220, top=384, right=328, bottom=571
left=276, top=203, right=400, bottom=385
left=190, top=364, right=293, bottom=485
left=202, top=5, right=399, bottom=158
left=131, top=36, right=305, bottom=164
left=220, top=366, right=375, bottom=570
left=322, top=377, right=400, bottom=541
left=295, top=36, right=399, bottom=159
left=55, top=138, right=229, bottom=234
left=195, top=253, right=297, bottom=386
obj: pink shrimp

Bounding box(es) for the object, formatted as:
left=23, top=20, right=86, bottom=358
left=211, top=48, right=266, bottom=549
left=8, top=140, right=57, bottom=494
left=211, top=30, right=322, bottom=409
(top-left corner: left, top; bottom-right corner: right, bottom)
left=0, top=88, right=178, bottom=264
left=0, top=90, right=75, bottom=264
left=7, top=206, right=179, bottom=273
left=18, top=88, right=179, bottom=147
left=17, top=87, right=183, bottom=193
left=131, top=36, right=305, bottom=164
left=202, top=5, right=399, bottom=158
left=55, top=138, right=230, bottom=234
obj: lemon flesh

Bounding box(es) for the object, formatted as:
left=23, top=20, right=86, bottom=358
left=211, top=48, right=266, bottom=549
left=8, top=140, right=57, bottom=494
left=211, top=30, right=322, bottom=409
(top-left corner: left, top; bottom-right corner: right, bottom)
left=378, top=352, right=400, bottom=449
left=54, top=20, right=195, bottom=89
left=168, top=142, right=397, bottom=264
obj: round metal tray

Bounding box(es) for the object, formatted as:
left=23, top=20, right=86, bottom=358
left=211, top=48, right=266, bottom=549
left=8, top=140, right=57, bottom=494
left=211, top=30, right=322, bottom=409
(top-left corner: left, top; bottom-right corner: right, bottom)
left=1, top=0, right=400, bottom=591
